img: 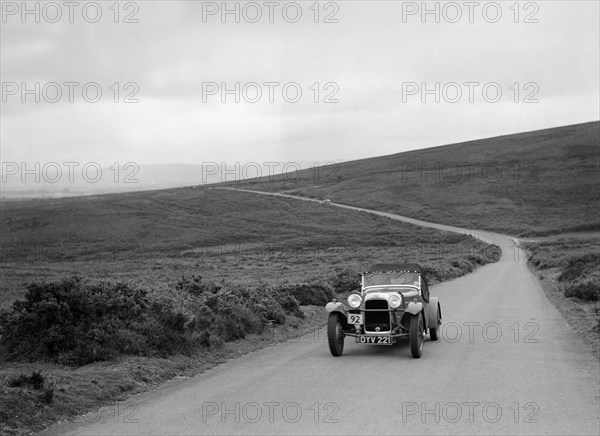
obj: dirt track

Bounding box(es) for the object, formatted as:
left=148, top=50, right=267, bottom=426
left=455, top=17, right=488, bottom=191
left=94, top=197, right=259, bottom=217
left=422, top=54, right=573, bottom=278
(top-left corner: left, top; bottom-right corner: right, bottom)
left=42, top=189, right=600, bottom=435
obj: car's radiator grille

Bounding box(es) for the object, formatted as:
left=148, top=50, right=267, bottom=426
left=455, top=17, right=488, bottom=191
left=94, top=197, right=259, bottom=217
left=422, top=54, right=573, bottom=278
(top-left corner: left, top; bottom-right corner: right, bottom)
left=364, top=300, right=391, bottom=332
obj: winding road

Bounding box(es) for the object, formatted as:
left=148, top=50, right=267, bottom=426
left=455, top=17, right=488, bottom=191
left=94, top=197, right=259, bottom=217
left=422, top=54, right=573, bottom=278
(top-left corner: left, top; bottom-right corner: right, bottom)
left=43, top=188, right=600, bottom=435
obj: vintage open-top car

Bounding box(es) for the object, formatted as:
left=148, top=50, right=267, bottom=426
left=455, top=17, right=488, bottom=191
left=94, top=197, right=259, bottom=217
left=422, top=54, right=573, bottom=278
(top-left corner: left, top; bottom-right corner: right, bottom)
left=325, top=263, right=441, bottom=358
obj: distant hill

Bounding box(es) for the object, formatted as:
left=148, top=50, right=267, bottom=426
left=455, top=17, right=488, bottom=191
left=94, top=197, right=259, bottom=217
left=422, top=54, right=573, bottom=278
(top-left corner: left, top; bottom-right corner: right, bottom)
left=224, top=122, right=600, bottom=236
left=0, top=161, right=342, bottom=199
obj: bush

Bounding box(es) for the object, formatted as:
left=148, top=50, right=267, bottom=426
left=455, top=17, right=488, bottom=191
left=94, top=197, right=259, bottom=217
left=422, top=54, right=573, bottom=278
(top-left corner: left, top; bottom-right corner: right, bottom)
left=7, top=371, right=45, bottom=390
left=484, top=244, right=502, bottom=262
left=421, top=264, right=442, bottom=284
left=466, top=254, right=487, bottom=265
left=271, top=291, right=303, bottom=319
left=329, top=269, right=360, bottom=294
left=0, top=276, right=155, bottom=364
left=175, top=274, right=222, bottom=295
left=0, top=275, right=307, bottom=365
left=450, top=258, right=475, bottom=273
left=213, top=303, right=261, bottom=341
left=6, top=371, right=54, bottom=404
left=564, top=279, right=600, bottom=301
left=41, top=385, right=54, bottom=403
left=423, top=258, right=482, bottom=284
left=276, top=282, right=335, bottom=306
left=593, top=304, right=600, bottom=333
left=558, top=253, right=600, bottom=282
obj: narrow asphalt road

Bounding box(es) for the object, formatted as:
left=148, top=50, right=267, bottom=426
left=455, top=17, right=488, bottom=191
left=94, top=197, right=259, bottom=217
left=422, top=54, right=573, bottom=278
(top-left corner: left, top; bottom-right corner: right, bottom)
left=43, top=188, right=600, bottom=435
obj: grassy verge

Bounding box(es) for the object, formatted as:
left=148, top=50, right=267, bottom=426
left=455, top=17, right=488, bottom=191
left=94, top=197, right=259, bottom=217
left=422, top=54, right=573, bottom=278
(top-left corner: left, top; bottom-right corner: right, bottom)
left=523, top=233, right=600, bottom=358
left=0, top=305, right=327, bottom=436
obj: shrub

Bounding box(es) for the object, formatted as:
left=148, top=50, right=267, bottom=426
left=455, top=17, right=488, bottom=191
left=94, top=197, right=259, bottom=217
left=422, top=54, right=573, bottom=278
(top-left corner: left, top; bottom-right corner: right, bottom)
left=175, top=274, right=222, bottom=295
left=421, top=264, right=442, bottom=284
left=423, top=258, right=482, bottom=284
left=41, top=385, right=54, bottom=403
left=6, top=371, right=54, bottom=404
left=271, top=291, right=303, bottom=319
left=564, top=279, right=600, bottom=301
left=329, top=269, right=360, bottom=294
left=593, top=304, right=600, bottom=333
left=0, top=275, right=309, bottom=365
left=558, top=253, right=600, bottom=282
left=483, top=244, right=502, bottom=262
left=466, top=254, right=487, bottom=265
left=0, top=276, right=155, bottom=364
left=7, top=371, right=45, bottom=390
left=276, top=282, right=335, bottom=306
left=450, top=258, right=475, bottom=274
left=213, top=303, right=262, bottom=341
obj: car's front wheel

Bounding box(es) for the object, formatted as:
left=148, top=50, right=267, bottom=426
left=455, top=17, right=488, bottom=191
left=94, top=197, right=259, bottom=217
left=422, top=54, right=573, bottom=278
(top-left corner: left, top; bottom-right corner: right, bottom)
left=327, top=313, right=345, bottom=357
left=409, top=314, right=424, bottom=358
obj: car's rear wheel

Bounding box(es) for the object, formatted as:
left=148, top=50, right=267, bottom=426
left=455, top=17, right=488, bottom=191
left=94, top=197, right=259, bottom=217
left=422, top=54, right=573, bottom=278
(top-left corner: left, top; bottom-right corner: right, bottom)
left=327, top=313, right=345, bottom=356
left=409, top=314, right=424, bottom=358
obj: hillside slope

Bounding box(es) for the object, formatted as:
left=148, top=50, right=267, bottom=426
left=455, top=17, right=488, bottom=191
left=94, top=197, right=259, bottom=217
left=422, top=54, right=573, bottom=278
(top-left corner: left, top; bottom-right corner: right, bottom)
left=225, top=122, right=600, bottom=236
left=0, top=188, right=495, bottom=306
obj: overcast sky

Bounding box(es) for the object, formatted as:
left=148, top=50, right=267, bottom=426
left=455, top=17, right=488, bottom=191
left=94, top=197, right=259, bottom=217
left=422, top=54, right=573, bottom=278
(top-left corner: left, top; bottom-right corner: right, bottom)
left=1, top=0, right=599, bottom=167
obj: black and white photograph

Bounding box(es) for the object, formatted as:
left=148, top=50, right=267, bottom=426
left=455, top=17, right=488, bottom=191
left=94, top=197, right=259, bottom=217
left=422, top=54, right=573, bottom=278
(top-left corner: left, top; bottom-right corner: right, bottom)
left=1, top=1, right=599, bottom=434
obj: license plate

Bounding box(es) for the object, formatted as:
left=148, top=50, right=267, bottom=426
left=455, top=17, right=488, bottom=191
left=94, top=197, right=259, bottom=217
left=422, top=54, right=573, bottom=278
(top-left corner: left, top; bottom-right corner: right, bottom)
left=357, top=336, right=392, bottom=345
left=348, top=313, right=363, bottom=324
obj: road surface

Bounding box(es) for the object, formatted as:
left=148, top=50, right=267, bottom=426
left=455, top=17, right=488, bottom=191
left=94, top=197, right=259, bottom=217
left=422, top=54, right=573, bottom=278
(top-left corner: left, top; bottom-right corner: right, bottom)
left=42, top=189, right=600, bottom=435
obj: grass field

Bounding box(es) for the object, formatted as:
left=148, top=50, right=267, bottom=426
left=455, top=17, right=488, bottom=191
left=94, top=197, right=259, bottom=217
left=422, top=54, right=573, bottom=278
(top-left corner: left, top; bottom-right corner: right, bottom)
left=224, top=122, right=600, bottom=236
left=0, top=187, right=498, bottom=434
left=0, top=188, right=495, bottom=307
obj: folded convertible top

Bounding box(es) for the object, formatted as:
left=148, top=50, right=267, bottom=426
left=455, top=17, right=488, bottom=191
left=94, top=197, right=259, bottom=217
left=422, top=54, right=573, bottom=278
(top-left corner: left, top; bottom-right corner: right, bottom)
left=364, top=263, right=424, bottom=274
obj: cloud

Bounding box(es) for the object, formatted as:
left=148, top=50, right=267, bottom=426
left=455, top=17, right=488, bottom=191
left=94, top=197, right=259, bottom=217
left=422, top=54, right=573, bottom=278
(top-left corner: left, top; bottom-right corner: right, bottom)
left=1, top=1, right=598, bottom=166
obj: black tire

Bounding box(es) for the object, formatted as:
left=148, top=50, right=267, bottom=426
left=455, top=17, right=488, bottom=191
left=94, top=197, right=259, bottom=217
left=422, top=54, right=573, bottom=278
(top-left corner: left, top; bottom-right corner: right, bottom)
left=429, top=323, right=439, bottom=341
left=327, top=313, right=345, bottom=357
left=430, top=307, right=441, bottom=341
left=409, top=314, right=424, bottom=358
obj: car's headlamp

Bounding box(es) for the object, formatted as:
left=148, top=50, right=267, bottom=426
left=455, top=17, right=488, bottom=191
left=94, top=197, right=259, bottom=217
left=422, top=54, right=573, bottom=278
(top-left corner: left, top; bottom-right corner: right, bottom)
left=388, top=294, right=402, bottom=309
left=347, top=293, right=362, bottom=309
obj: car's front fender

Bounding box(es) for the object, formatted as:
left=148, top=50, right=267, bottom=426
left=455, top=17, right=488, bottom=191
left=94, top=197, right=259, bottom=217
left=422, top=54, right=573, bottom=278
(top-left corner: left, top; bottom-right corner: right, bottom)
left=325, top=301, right=349, bottom=317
